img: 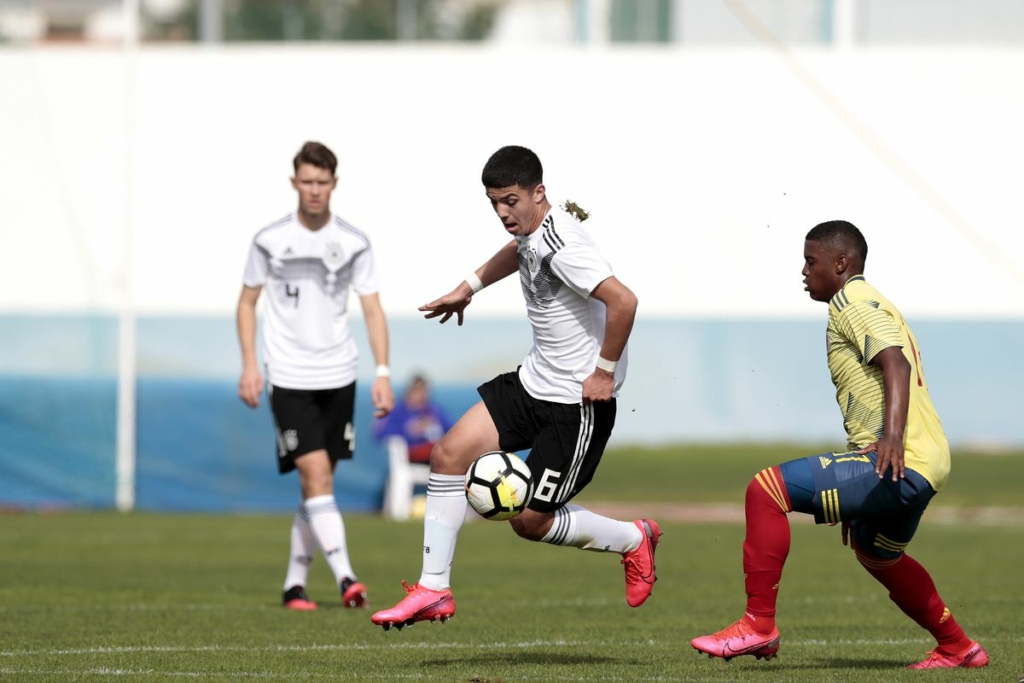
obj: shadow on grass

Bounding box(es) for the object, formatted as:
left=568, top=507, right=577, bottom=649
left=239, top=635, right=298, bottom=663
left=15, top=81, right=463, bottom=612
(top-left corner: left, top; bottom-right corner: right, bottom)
left=823, top=658, right=912, bottom=669
left=775, top=658, right=910, bottom=669
left=693, top=657, right=909, bottom=673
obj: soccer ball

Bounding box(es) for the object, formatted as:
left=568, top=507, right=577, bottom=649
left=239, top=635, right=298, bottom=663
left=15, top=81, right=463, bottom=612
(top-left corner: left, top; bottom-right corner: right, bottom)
left=464, top=451, right=534, bottom=521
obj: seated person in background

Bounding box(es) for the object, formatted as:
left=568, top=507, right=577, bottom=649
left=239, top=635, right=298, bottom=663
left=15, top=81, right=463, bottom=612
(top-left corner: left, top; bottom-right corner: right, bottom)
left=374, top=373, right=453, bottom=462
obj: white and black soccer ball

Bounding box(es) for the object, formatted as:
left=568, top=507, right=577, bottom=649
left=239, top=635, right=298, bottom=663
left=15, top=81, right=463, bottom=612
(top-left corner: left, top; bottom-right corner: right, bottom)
left=464, top=451, right=534, bottom=521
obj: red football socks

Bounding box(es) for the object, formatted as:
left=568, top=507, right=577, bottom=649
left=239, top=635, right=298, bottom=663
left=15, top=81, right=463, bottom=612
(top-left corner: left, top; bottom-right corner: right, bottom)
left=742, top=467, right=793, bottom=633
left=855, top=547, right=971, bottom=653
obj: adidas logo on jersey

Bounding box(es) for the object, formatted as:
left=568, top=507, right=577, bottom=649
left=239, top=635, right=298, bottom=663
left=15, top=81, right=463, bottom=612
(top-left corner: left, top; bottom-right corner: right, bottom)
left=819, top=456, right=832, bottom=469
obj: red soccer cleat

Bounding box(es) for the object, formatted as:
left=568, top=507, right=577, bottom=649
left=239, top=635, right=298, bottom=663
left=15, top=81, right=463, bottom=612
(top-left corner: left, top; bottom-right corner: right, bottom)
left=907, top=641, right=989, bottom=669
left=340, top=578, right=369, bottom=608
left=621, top=519, right=661, bottom=607
left=370, top=581, right=455, bottom=631
left=690, top=617, right=781, bottom=661
left=282, top=585, right=318, bottom=611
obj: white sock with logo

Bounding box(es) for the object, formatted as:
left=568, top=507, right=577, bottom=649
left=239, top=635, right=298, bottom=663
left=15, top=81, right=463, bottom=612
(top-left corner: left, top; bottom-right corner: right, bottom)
left=283, top=506, right=316, bottom=590
left=304, top=494, right=355, bottom=582
left=418, top=474, right=468, bottom=591
left=541, top=504, right=641, bottom=553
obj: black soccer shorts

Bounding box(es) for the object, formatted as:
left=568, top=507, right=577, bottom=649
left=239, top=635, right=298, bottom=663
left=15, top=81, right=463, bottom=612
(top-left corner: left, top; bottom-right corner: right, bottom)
left=478, top=371, right=616, bottom=513
left=269, top=383, right=356, bottom=474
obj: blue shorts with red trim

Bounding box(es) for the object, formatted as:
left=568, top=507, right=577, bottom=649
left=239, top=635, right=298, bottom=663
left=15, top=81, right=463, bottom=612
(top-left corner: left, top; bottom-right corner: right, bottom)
left=779, top=450, right=936, bottom=559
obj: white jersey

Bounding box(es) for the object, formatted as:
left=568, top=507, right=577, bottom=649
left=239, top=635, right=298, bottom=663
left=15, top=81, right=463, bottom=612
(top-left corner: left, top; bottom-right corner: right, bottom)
left=243, top=212, right=380, bottom=390
left=515, top=208, right=628, bottom=403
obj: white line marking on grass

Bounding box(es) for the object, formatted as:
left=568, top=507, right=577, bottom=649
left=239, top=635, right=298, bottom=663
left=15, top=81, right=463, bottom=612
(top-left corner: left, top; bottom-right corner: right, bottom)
left=0, top=670, right=727, bottom=682
left=0, top=670, right=705, bottom=681
left=0, top=604, right=280, bottom=613
left=0, top=670, right=318, bottom=679
left=0, top=640, right=602, bottom=658
left=6, top=635, right=1015, bottom=660
left=0, top=600, right=624, bottom=615
left=788, top=638, right=930, bottom=646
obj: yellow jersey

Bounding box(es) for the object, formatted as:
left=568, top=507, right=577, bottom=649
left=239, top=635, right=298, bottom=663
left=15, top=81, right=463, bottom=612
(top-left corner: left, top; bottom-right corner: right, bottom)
left=826, top=275, right=950, bottom=491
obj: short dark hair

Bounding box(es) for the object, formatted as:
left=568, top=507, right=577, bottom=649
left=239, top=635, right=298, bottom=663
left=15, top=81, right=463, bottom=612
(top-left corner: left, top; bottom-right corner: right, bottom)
left=806, top=220, right=868, bottom=263
left=293, top=141, right=337, bottom=175
left=481, top=145, right=543, bottom=189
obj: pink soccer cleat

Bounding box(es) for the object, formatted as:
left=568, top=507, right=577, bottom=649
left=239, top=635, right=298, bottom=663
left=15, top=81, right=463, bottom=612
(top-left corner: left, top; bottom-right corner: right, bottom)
left=282, top=585, right=317, bottom=611
left=621, top=519, right=661, bottom=607
left=370, top=581, right=455, bottom=631
left=340, top=578, right=369, bottom=608
left=907, top=641, right=989, bottom=669
left=690, top=617, right=781, bottom=661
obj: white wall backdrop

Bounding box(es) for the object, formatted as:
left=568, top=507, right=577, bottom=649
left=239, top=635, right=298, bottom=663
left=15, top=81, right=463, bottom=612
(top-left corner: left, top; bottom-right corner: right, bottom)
left=1, top=44, right=1023, bottom=320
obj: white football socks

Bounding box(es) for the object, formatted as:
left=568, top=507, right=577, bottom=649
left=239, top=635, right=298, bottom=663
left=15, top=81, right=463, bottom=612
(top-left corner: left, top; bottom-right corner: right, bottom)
left=418, top=473, right=468, bottom=591
left=304, top=494, right=356, bottom=583
left=541, top=504, right=641, bottom=553
left=283, top=506, right=317, bottom=590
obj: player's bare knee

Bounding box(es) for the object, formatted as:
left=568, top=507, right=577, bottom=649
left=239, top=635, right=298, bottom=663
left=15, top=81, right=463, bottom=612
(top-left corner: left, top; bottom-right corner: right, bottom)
left=428, top=438, right=463, bottom=474
left=301, top=472, right=333, bottom=498
left=509, top=516, right=542, bottom=540
left=509, top=511, right=551, bottom=541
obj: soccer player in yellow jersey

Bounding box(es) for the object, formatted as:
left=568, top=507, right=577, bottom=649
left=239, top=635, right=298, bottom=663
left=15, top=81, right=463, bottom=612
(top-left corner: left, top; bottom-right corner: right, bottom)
left=691, top=220, right=988, bottom=669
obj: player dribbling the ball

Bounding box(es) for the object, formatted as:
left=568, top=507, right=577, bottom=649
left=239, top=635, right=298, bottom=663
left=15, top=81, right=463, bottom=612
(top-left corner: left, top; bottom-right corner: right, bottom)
left=371, top=145, right=661, bottom=631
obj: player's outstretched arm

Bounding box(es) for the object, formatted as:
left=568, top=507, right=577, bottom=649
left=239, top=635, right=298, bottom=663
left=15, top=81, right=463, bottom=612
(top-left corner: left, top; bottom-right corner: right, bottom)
left=582, top=276, right=638, bottom=402
left=236, top=285, right=264, bottom=408
left=419, top=240, right=519, bottom=326
left=419, top=286, right=474, bottom=326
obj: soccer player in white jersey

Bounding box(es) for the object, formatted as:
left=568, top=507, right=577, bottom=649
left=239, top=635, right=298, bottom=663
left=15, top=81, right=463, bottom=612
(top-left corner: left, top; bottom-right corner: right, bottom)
left=371, top=145, right=661, bottom=630
left=237, top=141, right=395, bottom=611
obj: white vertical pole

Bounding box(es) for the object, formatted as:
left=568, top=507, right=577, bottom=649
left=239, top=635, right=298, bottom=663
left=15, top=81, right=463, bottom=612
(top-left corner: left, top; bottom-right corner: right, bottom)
left=200, top=0, right=224, bottom=43
left=397, top=0, right=417, bottom=41
left=670, top=0, right=685, bottom=43
left=116, top=0, right=139, bottom=512
left=832, top=0, right=855, bottom=50
left=586, top=0, right=611, bottom=45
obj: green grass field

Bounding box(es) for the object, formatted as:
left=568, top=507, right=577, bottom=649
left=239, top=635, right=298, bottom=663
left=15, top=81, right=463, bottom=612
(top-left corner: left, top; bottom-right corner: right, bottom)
left=1, top=445, right=1022, bottom=682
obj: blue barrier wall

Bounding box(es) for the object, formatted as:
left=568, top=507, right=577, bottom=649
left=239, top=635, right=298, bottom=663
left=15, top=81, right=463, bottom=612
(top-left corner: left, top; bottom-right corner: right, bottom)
left=134, top=379, right=478, bottom=513
left=0, top=376, right=117, bottom=508
left=0, top=374, right=478, bottom=512
left=1, top=315, right=1022, bottom=511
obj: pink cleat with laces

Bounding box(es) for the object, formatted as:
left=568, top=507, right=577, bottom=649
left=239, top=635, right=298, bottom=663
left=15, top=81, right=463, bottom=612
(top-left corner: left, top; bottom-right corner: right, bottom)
left=621, top=519, right=661, bottom=607
left=371, top=581, right=455, bottom=631
left=907, top=641, right=988, bottom=669
left=690, top=617, right=781, bottom=661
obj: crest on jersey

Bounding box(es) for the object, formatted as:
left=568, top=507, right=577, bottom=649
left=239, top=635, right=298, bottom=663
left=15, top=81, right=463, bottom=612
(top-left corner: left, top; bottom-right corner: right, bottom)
left=526, top=248, right=539, bottom=276
left=324, top=242, right=344, bottom=269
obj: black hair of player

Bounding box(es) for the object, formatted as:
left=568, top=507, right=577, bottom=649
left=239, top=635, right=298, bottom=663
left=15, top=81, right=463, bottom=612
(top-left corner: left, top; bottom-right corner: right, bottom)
left=806, top=220, right=868, bottom=263
left=294, top=141, right=338, bottom=176
left=481, top=145, right=543, bottom=190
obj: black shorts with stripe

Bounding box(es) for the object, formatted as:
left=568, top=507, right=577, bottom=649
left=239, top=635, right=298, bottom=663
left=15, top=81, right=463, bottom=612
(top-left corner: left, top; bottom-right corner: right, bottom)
left=478, top=371, right=616, bottom=513
left=269, top=383, right=356, bottom=474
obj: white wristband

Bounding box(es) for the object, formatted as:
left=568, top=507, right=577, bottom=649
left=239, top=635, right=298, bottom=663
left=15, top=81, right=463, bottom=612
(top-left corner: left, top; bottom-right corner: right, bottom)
left=375, top=364, right=391, bottom=378
left=466, top=273, right=484, bottom=294
left=596, top=356, right=618, bottom=373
